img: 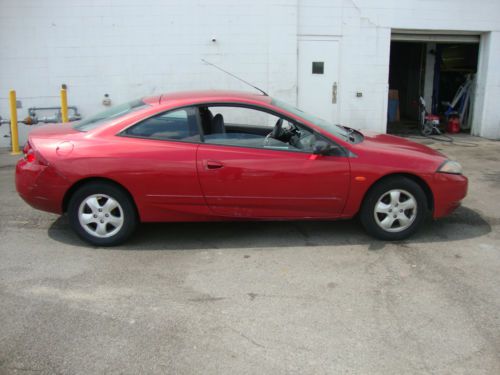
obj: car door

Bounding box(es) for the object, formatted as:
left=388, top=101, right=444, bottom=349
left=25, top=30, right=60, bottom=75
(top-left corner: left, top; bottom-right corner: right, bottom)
left=116, top=107, right=209, bottom=220
left=196, top=105, right=350, bottom=219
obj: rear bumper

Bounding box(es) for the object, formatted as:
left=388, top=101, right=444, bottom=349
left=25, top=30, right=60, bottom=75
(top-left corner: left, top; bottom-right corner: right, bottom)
left=432, top=172, right=468, bottom=218
left=15, top=159, right=68, bottom=214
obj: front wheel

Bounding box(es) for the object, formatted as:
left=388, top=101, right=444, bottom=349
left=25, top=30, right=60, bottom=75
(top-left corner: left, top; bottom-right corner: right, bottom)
left=359, top=177, right=429, bottom=241
left=68, top=182, right=138, bottom=246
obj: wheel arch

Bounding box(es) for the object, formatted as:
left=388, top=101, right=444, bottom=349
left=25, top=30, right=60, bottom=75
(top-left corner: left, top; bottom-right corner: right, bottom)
left=363, top=173, right=434, bottom=214
left=62, top=177, right=139, bottom=217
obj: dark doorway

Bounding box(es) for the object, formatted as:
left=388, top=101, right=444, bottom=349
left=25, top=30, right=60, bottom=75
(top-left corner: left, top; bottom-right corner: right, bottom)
left=387, top=40, right=479, bottom=136
left=389, top=42, right=425, bottom=123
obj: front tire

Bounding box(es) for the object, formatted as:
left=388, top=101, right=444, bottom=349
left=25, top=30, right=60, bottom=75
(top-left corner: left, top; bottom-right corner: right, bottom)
left=68, top=182, right=137, bottom=246
left=360, top=177, right=428, bottom=241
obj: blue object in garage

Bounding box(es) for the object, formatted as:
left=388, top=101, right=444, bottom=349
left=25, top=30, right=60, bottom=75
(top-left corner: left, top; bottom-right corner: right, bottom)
left=388, top=98, right=399, bottom=122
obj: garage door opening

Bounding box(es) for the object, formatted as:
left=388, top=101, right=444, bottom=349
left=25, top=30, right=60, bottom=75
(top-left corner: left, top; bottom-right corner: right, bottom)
left=387, top=34, right=479, bottom=136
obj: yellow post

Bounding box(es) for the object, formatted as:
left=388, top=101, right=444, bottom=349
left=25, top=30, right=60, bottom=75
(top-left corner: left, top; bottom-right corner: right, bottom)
left=60, top=88, right=69, bottom=123
left=9, top=89, right=21, bottom=155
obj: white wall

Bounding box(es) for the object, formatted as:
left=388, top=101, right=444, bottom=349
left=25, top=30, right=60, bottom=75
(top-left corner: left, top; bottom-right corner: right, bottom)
left=473, top=31, right=500, bottom=139
left=1, top=0, right=499, bottom=147
left=0, top=0, right=298, bottom=146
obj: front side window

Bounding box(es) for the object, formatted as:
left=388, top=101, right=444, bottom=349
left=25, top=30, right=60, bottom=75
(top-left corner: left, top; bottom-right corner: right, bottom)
left=199, top=105, right=318, bottom=152
left=123, top=107, right=200, bottom=142
left=271, top=98, right=352, bottom=142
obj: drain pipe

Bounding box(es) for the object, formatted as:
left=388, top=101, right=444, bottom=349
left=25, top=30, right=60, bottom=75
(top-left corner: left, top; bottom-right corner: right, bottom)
left=27, top=106, right=81, bottom=122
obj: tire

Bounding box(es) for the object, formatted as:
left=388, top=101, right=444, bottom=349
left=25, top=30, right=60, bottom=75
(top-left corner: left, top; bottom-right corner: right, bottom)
left=359, top=177, right=428, bottom=241
left=68, top=182, right=138, bottom=246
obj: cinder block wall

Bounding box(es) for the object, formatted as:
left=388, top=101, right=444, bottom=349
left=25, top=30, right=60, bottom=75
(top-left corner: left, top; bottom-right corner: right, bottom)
left=0, top=0, right=298, bottom=145
left=1, top=0, right=499, bottom=146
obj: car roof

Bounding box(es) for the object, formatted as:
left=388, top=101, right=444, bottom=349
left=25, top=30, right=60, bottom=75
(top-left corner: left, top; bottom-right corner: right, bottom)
left=143, top=90, right=273, bottom=106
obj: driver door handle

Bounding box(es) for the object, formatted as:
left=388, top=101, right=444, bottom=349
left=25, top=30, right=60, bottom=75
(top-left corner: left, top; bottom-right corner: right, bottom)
left=206, top=160, right=224, bottom=170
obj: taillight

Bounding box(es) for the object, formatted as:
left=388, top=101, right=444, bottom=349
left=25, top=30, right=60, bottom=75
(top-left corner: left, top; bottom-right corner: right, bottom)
left=23, top=141, right=49, bottom=165
left=23, top=142, right=36, bottom=163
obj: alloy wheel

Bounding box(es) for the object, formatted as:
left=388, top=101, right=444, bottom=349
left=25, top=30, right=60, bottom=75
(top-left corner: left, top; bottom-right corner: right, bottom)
left=78, top=194, right=124, bottom=238
left=373, top=189, right=417, bottom=233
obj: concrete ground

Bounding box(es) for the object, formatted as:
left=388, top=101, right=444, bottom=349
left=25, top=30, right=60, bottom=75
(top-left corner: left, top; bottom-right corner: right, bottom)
left=0, top=134, right=499, bottom=374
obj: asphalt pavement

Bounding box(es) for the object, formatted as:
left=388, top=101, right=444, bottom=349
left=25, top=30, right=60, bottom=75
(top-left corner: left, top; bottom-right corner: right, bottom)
left=1, top=134, right=499, bottom=374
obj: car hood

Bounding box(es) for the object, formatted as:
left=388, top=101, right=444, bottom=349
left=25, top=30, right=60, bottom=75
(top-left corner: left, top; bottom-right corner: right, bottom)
left=352, top=130, right=447, bottom=160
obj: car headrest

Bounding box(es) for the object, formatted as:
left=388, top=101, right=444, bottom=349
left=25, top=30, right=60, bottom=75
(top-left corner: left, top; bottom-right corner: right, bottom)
left=211, top=113, right=225, bottom=134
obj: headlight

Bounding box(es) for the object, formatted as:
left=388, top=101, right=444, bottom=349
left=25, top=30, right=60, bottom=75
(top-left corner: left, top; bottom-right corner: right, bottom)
left=437, top=160, right=463, bottom=175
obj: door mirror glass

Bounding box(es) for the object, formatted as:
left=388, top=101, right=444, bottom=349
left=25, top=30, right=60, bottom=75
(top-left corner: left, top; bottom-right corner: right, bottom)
left=311, top=139, right=345, bottom=156
left=312, top=140, right=331, bottom=155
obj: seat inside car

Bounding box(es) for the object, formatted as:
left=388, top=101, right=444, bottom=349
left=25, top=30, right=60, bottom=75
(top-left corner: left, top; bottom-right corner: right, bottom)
left=211, top=113, right=226, bottom=134
left=199, top=107, right=213, bottom=134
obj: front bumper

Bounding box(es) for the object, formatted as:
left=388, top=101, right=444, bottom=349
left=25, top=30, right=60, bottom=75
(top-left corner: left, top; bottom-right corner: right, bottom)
left=432, top=172, right=468, bottom=218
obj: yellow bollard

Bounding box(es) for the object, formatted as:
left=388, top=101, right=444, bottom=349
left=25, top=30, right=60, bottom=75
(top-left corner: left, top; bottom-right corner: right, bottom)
left=9, top=89, right=21, bottom=155
left=60, top=88, right=69, bottom=123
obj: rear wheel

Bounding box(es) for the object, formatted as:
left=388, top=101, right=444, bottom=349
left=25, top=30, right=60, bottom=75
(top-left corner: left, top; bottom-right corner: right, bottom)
left=68, top=182, right=137, bottom=246
left=360, top=177, right=428, bottom=241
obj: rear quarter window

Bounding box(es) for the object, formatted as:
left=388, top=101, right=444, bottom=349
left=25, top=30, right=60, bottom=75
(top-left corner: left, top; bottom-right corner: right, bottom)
left=122, top=107, right=201, bottom=142
left=73, top=99, right=148, bottom=131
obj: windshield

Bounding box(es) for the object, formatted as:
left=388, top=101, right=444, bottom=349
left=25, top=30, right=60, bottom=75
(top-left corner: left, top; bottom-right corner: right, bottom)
left=271, top=98, right=351, bottom=141
left=73, top=98, right=148, bottom=131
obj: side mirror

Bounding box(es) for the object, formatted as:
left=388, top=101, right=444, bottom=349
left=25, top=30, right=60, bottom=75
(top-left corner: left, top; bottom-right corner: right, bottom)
left=312, top=140, right=331, bottom=155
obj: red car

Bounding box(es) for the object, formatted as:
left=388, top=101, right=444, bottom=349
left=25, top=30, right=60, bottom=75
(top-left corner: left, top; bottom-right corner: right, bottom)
left=16, top=91, right=467, bottom=246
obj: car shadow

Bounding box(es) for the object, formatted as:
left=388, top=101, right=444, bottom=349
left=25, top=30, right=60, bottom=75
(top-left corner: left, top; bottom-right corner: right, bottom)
left=47, top=205, right=493, bottom=251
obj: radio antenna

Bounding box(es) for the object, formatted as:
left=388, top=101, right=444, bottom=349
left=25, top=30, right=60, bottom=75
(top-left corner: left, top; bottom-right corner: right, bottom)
left=201, top=59, right=268, bottom=96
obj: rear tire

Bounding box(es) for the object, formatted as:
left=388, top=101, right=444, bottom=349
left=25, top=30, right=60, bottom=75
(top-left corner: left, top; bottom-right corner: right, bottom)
left=360, top=177, right=428, bottom=241
left=68, top=182, right=137, bottom=246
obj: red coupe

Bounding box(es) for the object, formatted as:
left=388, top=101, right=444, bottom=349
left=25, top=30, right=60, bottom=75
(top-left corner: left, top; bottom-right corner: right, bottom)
left=16, top=91, right=467, bottom=246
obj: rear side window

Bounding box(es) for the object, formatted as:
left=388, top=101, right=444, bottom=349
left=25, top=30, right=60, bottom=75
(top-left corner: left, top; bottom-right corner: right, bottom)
left=73, top=99, right=148, bottom=131
left=123, top=107, right=200, bottom=142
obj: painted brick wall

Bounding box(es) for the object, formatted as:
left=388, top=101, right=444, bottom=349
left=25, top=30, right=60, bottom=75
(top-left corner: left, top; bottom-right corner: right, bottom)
left=1, top=0, right=499, bottom=146
left=0, top=0, right=298, bottom=146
